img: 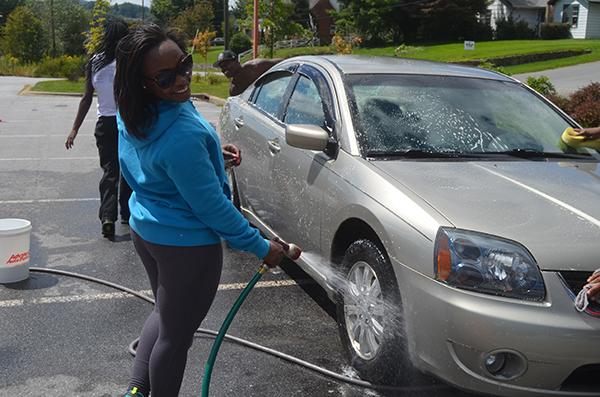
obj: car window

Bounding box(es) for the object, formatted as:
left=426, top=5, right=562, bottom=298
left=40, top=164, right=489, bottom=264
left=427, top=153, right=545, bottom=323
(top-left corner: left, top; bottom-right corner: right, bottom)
left=345, top=74, right=592, bottom=156
left=253, top=74, right=292, bottom=119
left=284, top=75, right=326, bottom=127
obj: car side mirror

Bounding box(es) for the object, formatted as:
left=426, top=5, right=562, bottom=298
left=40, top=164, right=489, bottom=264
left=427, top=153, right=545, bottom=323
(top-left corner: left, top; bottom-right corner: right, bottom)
left=285, top=124, right=329, bottom=151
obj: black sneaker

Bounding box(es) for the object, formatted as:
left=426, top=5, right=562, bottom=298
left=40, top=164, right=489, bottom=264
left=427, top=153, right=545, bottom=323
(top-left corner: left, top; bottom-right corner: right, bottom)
left=102, top=220, right=115, bottom=239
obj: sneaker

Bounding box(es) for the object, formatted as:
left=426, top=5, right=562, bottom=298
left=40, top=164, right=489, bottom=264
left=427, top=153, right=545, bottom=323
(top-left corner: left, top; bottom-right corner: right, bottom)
left=124, top=387, right=145, bottom=397
left=102, top=220, right=115, bottom=239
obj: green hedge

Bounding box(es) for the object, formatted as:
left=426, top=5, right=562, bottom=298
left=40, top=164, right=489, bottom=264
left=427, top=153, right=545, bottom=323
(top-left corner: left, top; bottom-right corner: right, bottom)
left=540, top=23, right=571, bottom=40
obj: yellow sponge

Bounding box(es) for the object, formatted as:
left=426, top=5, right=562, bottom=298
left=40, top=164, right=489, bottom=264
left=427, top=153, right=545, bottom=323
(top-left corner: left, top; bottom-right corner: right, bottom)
left=561, top=127, right=600, bottom=151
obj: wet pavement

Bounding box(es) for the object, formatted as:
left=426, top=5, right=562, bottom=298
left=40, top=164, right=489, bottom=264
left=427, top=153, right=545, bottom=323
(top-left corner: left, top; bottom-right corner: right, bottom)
left=0, top=76, right=476, bottom=397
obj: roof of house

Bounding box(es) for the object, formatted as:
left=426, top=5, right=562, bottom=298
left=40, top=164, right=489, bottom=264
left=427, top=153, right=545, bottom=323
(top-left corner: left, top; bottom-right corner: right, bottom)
left=505, top=0, right=547, bottom=8
left=309, top=0, right=340, bottom=11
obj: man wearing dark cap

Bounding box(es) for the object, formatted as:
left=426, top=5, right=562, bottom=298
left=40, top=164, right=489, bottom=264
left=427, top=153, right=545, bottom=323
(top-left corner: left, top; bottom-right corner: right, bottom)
left=214, top=50, right=282, bottom=96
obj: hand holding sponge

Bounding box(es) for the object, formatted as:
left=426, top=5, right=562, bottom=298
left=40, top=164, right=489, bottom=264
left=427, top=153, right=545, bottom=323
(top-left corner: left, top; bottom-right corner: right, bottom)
left=560, top=127, right=600, bottom=151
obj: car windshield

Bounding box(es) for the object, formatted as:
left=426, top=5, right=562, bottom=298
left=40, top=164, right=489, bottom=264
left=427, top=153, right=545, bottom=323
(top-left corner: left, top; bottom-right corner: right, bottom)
left=345, top=74, right=596, bottom=158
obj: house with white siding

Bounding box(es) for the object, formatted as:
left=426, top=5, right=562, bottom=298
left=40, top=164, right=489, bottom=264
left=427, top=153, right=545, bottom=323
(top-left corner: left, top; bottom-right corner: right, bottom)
left=487, top=0, right=548, bottom=31
left=547, top=0, right=600, bottom=38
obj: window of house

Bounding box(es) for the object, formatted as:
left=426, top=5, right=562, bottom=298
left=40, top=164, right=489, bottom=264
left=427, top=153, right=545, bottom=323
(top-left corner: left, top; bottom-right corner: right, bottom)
left=562, top=3, right=579, bottom=27
left=572, top=4, right=579, bottom=27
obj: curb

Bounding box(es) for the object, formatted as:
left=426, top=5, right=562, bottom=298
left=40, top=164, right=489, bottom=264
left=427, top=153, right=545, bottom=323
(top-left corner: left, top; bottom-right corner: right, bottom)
left=191, top=93, right=226, bottom=106
left=20, top=84, right=227, bottom=105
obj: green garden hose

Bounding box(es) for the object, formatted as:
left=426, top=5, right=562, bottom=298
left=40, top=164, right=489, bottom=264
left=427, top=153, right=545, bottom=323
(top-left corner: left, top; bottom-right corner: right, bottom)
left=201, top=263, right=270, bottom=397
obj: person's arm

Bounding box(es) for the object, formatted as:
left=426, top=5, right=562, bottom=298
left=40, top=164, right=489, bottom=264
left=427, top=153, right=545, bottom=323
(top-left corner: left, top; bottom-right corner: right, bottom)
left=573, top=126, right=600, bottom=141
left=66, top=61, right=94, bottom=150
left=162, top=130, right=273, bottom=260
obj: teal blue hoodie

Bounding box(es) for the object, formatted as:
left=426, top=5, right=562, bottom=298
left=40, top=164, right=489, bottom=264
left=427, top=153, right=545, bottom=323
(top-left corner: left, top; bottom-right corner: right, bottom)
left=117, top=100, right=269, bottom=259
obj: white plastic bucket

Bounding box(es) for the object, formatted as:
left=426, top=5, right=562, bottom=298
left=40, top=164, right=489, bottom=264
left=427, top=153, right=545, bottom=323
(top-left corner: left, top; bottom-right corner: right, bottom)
left=0, top=218, right=32, bottom=283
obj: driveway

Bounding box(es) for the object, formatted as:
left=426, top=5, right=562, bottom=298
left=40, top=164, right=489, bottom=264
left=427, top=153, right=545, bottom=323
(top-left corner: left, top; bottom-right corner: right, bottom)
left=513, top=61, right=600, bottom=95
left=0, top=76, right=469, bottom=397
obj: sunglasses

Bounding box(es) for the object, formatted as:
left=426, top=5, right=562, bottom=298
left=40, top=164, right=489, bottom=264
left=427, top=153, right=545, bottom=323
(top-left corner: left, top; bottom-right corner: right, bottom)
left=146, top=54, right=193, bottom=89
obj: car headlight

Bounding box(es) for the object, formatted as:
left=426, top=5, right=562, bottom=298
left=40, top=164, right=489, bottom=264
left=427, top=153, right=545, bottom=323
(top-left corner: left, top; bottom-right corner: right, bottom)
left=434, top=228, right=545, bottom=301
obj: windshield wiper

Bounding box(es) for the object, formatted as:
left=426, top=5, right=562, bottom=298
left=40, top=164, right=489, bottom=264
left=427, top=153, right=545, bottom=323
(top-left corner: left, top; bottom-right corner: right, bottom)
left=366, top=149, right=465, bottom=158
left=476, top=149, right=592, bottom=160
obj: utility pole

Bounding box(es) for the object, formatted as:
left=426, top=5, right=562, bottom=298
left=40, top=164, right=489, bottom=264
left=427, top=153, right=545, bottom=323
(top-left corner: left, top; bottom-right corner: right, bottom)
left=223, top=0, right=229, bottom=50
left=252, top=0, right=258, bottom=58
left=50, top=0, right=56, bottom=57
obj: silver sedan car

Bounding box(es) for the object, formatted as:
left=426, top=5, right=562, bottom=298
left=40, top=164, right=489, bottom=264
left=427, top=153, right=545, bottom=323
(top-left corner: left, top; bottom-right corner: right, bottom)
left=219, top=55, right=600, bottom=397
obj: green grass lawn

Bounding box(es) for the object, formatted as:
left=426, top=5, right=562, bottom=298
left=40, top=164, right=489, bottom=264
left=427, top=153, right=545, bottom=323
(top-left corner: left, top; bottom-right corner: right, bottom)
left=192, top=45, right=224, bottom=66
left=264, top=39, right=600, bottom=74
left=31, top=78, right=230, bottom=99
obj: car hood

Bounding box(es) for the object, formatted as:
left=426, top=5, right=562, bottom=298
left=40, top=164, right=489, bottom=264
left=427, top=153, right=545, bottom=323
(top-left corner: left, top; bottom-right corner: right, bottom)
left=371, top=160, right=600, bottom=271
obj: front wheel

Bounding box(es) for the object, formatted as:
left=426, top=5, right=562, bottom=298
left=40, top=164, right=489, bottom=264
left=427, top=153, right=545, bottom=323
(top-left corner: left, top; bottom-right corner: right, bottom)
left=335, top=239, right=412, bottom=385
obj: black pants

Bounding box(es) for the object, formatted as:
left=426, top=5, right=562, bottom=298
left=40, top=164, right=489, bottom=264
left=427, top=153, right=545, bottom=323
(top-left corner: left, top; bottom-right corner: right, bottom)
left=129, top=231, right=223, bottom=396
left=94, top=116, right=131, bottom=222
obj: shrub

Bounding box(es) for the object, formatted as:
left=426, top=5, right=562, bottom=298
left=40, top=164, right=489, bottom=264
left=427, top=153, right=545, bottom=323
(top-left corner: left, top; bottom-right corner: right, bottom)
left=540, top=23, right=571, bottom=39
left=477, top=61, right=508, bottom=75
left=526, top=76, right=556, bottom=96
left=0, top=56, right=37, bottom=76
left=34, top=55, right=87, bottom=80
left=566, top=83, right=600, bottom=128
left=495, top=17, right=536, bottom=40
left=206, top=73, right=227, bottom=85
left=229, top=32, right=252, bottom=56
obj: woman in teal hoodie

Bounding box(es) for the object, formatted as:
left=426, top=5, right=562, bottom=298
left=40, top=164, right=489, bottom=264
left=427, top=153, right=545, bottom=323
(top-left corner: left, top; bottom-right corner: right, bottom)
left=114, top=24, right=285, bottom=397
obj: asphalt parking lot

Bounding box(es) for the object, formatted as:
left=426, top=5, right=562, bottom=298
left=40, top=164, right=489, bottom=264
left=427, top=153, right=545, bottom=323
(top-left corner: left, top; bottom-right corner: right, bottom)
left=0, top=77, right=474, bottom=397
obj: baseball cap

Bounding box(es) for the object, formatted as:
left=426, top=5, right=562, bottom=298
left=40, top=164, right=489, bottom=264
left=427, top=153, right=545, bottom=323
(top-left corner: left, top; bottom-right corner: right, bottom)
left=213, top=50, right=237, bottom=67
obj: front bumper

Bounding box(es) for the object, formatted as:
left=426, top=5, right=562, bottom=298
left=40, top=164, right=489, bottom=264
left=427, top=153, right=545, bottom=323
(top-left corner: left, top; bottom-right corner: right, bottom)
left=397, top=265, right=600, bottom=397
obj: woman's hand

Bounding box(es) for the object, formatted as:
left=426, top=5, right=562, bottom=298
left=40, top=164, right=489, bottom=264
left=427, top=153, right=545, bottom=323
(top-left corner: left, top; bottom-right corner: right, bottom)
left=573, top=127, right=600, bottom=141
left=262, top=239, right=286, bottom=268
left=222, top=144, right=241, bottom=168
left=65, top=129, right=78, bottom=150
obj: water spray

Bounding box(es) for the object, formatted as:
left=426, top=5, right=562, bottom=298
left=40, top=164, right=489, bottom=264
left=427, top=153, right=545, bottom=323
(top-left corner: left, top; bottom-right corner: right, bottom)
left=200, top=237, right=302, bottom=397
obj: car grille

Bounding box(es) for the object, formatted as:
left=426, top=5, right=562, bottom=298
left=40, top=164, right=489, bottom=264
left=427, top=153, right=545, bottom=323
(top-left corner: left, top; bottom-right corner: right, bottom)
left=560, top=364, right=600, bottom=392
left=558, top=271, right=600, bottom=317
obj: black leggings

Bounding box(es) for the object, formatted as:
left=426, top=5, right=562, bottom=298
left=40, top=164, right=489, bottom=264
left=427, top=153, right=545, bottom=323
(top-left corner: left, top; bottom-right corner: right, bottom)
left=94, top=116, right=131, bottom=222
left=129, top=231, right=223, bottom=396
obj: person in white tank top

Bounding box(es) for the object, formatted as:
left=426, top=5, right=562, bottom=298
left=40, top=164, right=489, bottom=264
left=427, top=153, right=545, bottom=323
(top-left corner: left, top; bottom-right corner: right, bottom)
left=65, top=18, right=131, bottom=239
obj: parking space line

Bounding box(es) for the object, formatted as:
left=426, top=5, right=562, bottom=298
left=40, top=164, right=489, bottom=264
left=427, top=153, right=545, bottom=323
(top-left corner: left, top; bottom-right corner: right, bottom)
left=0, top=279, right=303, bottom=308
left=0, top=198, right=100, bottom=204
left=0, top=157, right=97, bottom=161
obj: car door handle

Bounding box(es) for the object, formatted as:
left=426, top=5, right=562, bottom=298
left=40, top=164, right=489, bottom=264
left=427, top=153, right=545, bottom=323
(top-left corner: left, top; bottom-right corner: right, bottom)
left=234, top=117, right=244, bottom=129
left=267, top=139, right=281, bottom=154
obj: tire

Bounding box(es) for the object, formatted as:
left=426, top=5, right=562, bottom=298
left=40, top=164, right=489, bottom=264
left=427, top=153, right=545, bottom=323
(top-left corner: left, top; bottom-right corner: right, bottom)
left=227, top=168, right=241, bottom=210
left=335, top=239, right=412, bottom=385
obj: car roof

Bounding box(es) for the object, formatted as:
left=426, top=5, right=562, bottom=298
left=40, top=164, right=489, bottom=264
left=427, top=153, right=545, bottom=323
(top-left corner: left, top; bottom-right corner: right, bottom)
left=287, top=55, right=515, bottom=82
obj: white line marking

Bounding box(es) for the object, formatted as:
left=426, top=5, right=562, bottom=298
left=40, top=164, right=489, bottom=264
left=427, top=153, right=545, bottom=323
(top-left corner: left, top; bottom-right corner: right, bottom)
left=477, top=165, right=600, bottom=229
left=0, top=198, right=100, bottom=204
left=0, top=157, right=97, bottom=161
left=0, top=135, right=82, bottom=138
left=0, top=280, right=302, bottom=308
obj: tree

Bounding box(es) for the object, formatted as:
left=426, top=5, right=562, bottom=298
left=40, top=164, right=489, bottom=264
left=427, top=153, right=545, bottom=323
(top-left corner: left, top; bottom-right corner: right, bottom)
left=193, top=29, right=216, bottom=65
left=2, top=5, right=46, bottom=62
left=232, top=0, right=248, bottom=20
left=243, top=0, right=305, bottom=58
left=229, top=31, right=251, bottom=54
left=419, top=0, right=490, bottom=41
left=25, top=0, right=90, bottom=56
left=85, top=0, right=110, bottom=55
left=61, top=5, right=89, bottom=55
left=332, top=0, right=420, bottom=45
left=171, top=1, right=214, bottom=41
left=0, top=0, right=22, bottom=26
left=291, top=0, right=310, bottom=28
left=151, top=0, right=176, bottom=26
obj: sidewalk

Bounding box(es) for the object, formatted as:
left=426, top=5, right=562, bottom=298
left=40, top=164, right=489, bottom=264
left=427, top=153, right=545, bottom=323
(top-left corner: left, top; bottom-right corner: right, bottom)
left=512, top=61, right=600, bottom=95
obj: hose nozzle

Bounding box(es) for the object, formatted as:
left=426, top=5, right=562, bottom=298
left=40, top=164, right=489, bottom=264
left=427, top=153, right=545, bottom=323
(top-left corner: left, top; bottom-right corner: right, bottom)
left=273, top=237, right=302, bottom=260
